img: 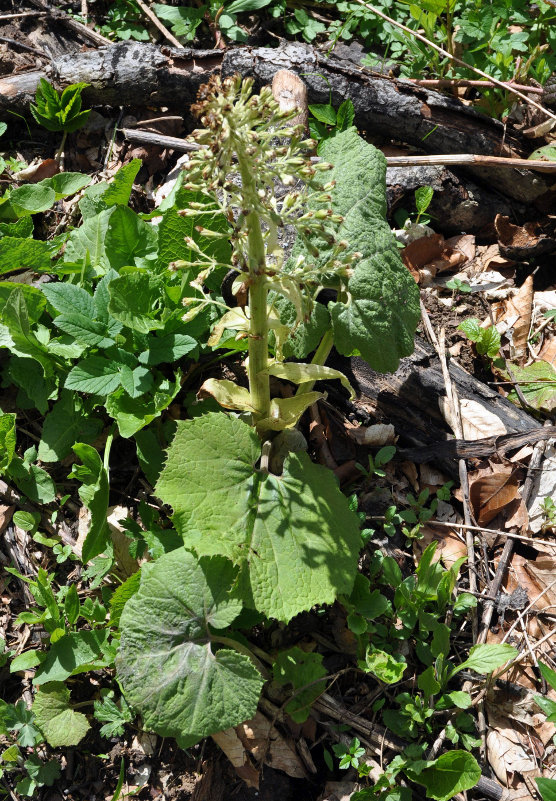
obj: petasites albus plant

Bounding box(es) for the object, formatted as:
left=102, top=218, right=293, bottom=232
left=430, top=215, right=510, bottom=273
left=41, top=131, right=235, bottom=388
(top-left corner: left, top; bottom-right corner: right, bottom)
left=116, top=75, right=419, bottom=748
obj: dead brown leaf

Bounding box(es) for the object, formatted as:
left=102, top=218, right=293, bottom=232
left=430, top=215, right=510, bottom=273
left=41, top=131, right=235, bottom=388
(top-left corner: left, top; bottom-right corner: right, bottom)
left=478, top=242, right=516, bottom=271
left=539, top=335, right=556, bottom=367
left=486, top=727, right=537, bottom=786
left=504, top=497, right=529, bottom=531
left=439, top=396, right=508, bottom=440
left=495, top=214, right=556, bottom=261
left=469, top=466, right=519, bottom=525
left=507, top=275, right=534, bottom=363
left=401, top=233, right=444, bottom=279
left=212, top=727, right=260, bottom=788
left=15, top=158, right=59, bottom=183
left=211, top=709, right=310, bottom=787
left=346, top=422, right=396, bottom=447
left=106, top=506, right=140, bottom=578
left=318, top=781, right=360, bottom=801
left=445, top=233, right=476, bottom=262
left=496, top=549, right=556, bottom=639
left=0, top=505, right=15, bottom=536
left=414, top=524, right=467, bottom=568
left=236, top=711, right=307, bottom=780
left=487, top=687, right=556, bottom=746
left=427, top=244, right=468, bottom=275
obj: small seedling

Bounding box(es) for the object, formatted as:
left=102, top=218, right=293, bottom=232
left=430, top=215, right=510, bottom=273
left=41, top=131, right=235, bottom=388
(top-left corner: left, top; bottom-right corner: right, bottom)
left=356, top=445, right=396, bottom=478
left=308, top=97, right=356, bottom=152
left=30, top=79, right=91, bottom=162
left=446, top=278, right=472, bottom=294
left=414, top=185, right=434, bottom=224
left=333, top=737, right=366, bottom=769
left=394, top=185, right=435, bottom=228
left=458, top=318, right=501, bottom=358
left=99, top=0, right=150, bottom=41
left=540, top=497, right=556, bottom=531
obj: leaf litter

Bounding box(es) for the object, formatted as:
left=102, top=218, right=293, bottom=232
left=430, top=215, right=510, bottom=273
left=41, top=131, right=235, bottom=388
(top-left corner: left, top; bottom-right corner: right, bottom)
left=2, top=7, right=556, bottom=801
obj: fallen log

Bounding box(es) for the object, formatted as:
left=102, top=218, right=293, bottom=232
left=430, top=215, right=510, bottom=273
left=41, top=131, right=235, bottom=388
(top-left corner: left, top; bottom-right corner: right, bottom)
left=1, top=41, right=553, bottom=208
left=328, top=337, right=543, bottom=477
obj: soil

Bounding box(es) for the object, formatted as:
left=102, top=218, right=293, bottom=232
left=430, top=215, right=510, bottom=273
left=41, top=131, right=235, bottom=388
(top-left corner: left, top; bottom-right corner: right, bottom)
left=0, top=3, right=553, bottom=800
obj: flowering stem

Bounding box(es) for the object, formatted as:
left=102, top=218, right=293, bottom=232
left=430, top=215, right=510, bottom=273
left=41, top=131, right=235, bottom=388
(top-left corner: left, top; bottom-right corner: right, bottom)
left=237, top=152, right=271, bottom=425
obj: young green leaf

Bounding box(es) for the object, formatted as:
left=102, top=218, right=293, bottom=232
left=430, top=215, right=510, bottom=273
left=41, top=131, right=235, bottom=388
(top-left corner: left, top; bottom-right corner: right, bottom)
left=32, top=682, right=90, bottom=747
left=30, top=79, right=90, bottom=134
left=539, top=661, right=556, bottom=692
left=65, top=357, right=124, bottom=396
left=10, top=651, right=44, bottom=674
left=451, top=643, right=517, bottom=675
left=6, top=184, right=56, bottom=217
left=308, top=103, right=337, bottom=126
left=156, top=193, right=231, bottom=272
left=33, top=629, right=111, bottom=684
left=418, top=666, right=440, bottom=697
left=362, top=647, right=406, bottom=684
left=40, top=173, right=91, bottom=200
left=226, top=0, right=273, bottom=12
left=0, top=412, right=16, bottom=471
left=336, top=99, right=355, bottom=131
left=415, top=185, right=434, bottom=216
left=64, top=584, right=80, bottom=625
left=151, top=4, right=205, bottom=40
left=138, top=332, right=197, bottom=366
left=407, top=750, right=481, bottom=801
left=273, top=646, right=327, bottom=723
left=0, top=237, right=52, bottom=273
left=104, top=205, right=158, bottom=272
left=70, top=443, right=110, bottom=563
left=109, top=570, right=142, bottom=627
left=505, top=360, right=556, bottom=412
left=3, top=701, right=42, bottom=747
left=348, top=574, right=390, bottom=619
left=8, top=456, right=56, bottom=504
left=105, top=373, right=180, bottom=438
left=23, top=754, right=61, bottom=788
left=458, top=318, right=501, bottom=358
left=94, top=691, right=133, bottom=738
left=536, top=778, right=556, bottom=801
left=308, top=128, right=420, bottom=372
left=107, top=272, right=161, bottom=333
left=39, top=392, right=102, bottom=463
left=63, top=207, right=113, bottom=269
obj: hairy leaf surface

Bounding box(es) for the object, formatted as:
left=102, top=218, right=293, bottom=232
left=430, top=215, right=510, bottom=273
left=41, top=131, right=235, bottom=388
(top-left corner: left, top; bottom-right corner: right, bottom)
left=156, top=413, right=360, bottom=621
left=284, top=129, right=419, bottom=372
left=117, top=547, right=263, bottom=746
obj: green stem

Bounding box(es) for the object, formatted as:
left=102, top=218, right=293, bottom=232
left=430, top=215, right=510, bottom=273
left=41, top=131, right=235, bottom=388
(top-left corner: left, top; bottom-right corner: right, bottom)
left=55, top=130, right=68, bottom=164
left=103, top=425, right=115, bottom=473
left=237, top=152, right=271, bottom=424
left=296, top=327, right=334, bottom=395
left=247, top=272, right=270, bottom=422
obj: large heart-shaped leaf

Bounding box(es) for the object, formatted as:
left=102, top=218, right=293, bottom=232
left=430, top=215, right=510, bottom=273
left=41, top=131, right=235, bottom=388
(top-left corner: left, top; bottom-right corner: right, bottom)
left=282, top=128, right=420, bottom=372
left=155, top=413, right=360, bottom=621
left=117, top=547, right=263, bottom=746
